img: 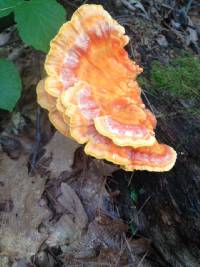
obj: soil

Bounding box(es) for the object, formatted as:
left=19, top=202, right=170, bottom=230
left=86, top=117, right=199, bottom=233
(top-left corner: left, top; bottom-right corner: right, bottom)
left=0, top=1, right=200, bottom=267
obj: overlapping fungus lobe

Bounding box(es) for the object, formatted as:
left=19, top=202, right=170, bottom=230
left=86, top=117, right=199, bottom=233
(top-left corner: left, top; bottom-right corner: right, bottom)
left=36, top=4, right=177, bottom=172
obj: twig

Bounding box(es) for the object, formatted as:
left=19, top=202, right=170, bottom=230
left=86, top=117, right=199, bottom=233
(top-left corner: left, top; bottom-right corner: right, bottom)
left=124, top=233, right=137, bottom=263
left=114, top=205, right=136, bottom=264
left=160, top=3, right=173, bottom=9
left=137, top=195, right=151, bottom=215
left=141, top=90, right=157, bottom=115
left=185, top=0, right=193, bottom=14
left=121, top=0, right=136, bottom=12
left=29, top=107, right=41, bottom=175
left=121, top=0, right=150, bottom=20
left=128, top=171, right=135, bottom=187
left=113, top=241, right=128, bottom=267
left=137, top=250, right=149, bottom=267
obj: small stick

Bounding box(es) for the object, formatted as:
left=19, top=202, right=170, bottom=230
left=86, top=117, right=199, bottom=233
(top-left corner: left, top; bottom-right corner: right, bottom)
left=29, top=107, right=41, bottom=175
left=185, top=0, right=193, bottom=14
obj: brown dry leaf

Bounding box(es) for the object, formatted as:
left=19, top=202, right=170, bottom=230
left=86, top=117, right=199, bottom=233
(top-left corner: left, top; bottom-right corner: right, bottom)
left=65, top=218, right=126, bottom=258
left=69, top=149, right=118, bottom=221
left=46, top=182, right=88, bottom=247
left=44, top=132, right=79, bottom=177
left=0, top=152, right=50, bottom=259
left=36, top=143, right=125, bottom=262
left=43, top=158, right=126, bottom=262
left=0, top=84, right=153, bottom=266
left=42, top=155, right=154, bottom=266
left=62, top=248, right=129, bottom=267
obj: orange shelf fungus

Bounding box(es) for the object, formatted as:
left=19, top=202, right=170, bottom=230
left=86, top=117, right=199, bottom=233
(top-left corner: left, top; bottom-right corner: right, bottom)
left=36, top=4, right=177, bottom=172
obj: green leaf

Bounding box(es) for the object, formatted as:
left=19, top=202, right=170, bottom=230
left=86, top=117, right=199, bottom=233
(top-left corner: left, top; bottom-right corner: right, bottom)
left=129, top=223, right=137, bottom=236
left=130, top=190, right=138, bottom=203
left=0, top=0, right=23, bottom=18
left=0, top=59, right=22, bottom=111
left=14, top=0, right=67, bottom=52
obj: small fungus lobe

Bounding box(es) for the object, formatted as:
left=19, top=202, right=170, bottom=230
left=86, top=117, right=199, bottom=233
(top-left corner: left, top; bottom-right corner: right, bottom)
left=36, top=4, right=177, bottom=172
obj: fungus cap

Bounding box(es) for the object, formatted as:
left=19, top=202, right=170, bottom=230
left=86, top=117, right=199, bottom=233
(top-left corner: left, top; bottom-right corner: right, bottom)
left=36, top=4, right=177, bottom=172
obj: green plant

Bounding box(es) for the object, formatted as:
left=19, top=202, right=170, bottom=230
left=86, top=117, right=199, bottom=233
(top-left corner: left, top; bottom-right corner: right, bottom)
left=0, top=0, right=66, bottom=52
left=0, top=0, right=22, bottom=17
left=0, top=59, right=22, bottom=111
left=130, top=187, right=139, bottom=203
left=129, top=222, right=137, bottom=236
left=0, top=0, right=67, bottom=111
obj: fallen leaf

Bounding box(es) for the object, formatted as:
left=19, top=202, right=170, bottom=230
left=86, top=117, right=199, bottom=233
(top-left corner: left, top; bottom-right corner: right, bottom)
left=0, top=153, right=50, bottom=258
left=46, top=182, right=88, bottom=247
left=44, top=132, right=79, bottom=177
left=43, top=158, right=126, bottom=262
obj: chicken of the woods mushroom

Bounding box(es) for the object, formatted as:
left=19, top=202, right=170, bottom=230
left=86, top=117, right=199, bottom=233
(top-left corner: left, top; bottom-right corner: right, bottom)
left=36, top=4, right=177, bottom=172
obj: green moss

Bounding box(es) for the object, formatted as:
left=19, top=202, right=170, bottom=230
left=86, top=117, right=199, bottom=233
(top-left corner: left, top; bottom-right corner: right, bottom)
left=138, top=75, right=149, bottom=89
left=139, top=54, right=200, bottom=100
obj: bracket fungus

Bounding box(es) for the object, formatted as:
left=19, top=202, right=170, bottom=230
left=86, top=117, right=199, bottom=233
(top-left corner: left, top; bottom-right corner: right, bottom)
left=36, top=4, right=177, bottom=172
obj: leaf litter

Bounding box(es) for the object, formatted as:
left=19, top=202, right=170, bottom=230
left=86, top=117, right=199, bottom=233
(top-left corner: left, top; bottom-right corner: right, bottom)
left=0, top=129, right=154, bottom=266
left=0, top=152, right=50, bottom=259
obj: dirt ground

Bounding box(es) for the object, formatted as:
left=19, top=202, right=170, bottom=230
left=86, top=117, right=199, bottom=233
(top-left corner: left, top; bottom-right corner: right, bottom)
left=0, top=0, right=200, bottom=266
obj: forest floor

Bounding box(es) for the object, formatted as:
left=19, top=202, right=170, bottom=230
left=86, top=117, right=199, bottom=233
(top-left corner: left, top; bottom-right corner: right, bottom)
left=0, top=0, right=200, bottom=267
